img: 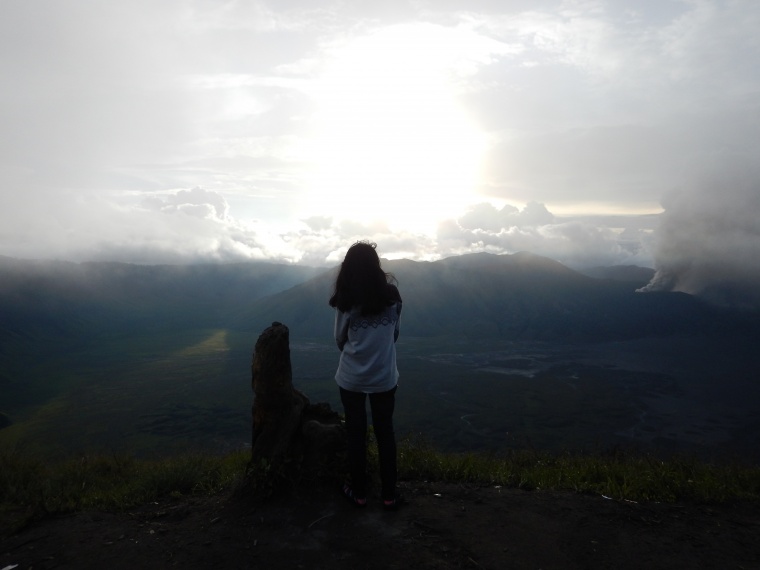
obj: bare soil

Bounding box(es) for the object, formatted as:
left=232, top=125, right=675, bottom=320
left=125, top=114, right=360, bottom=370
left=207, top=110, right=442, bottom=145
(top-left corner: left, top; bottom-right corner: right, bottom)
left=2, top=481, right=759, bottom=569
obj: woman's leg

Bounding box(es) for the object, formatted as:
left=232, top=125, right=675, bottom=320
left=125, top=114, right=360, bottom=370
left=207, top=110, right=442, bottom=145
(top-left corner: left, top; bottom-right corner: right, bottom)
left=369, top=386, right=397, bottom=500
left=340, top=387, right=368, bottom=498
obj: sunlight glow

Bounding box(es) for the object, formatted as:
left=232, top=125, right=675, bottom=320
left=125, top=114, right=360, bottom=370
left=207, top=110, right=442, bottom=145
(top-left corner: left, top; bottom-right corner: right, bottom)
left=302, top=24, right=488, bottom=235
left=548, top=201, right=664, bottom=216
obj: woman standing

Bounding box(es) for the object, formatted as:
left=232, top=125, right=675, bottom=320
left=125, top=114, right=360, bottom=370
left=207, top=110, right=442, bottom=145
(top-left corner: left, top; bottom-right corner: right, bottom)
left=329, top=241, right=403, bottom=510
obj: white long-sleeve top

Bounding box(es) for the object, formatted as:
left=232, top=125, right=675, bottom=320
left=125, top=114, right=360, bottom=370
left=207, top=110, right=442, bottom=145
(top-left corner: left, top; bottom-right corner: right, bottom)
left=334, top=300, right=402, bottom=393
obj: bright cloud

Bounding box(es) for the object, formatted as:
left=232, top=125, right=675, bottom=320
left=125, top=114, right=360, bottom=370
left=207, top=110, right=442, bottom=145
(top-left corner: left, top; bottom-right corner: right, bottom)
left=1, top=0, right=759, bottom=304
left=437, top=202, right=653, bottom=269
left=297, top=23, right=508, bottom=234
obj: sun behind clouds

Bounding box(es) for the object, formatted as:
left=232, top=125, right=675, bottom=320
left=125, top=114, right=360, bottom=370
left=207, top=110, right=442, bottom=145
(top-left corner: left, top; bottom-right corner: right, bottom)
left=301, top=24, right=488, bottom=235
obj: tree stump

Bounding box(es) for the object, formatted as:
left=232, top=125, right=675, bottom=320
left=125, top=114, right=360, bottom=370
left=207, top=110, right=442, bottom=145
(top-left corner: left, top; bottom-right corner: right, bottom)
left=251, top=322, right=308, bottom=463
left=244, top=322, right=345, bottom=496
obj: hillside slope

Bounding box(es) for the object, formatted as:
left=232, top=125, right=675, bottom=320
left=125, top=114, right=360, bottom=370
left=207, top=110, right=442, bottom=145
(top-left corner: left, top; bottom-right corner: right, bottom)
left=236, top=252, right=752, bottom=341
left=3, top=251, right=754, bottom=348
left=0, top=257, right=320, bottom=342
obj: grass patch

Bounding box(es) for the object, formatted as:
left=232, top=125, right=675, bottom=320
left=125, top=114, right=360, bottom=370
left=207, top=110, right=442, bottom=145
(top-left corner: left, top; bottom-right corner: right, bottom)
left=2, top=437, right=758, bottom=534
left=397, top=435, right=760, bottom=503
left=0, top=446, right=250, bottom=530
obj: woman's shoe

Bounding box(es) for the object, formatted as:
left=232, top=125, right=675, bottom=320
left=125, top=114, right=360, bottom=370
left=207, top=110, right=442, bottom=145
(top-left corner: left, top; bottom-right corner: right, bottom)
left=342, top=483, right=367, bottom=508
left=382, top=495, right=406, bottom=511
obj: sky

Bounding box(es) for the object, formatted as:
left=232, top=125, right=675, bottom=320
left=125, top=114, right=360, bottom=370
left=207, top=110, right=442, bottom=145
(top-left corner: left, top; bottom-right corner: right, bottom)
left=1, top=1, right=759, bottom=302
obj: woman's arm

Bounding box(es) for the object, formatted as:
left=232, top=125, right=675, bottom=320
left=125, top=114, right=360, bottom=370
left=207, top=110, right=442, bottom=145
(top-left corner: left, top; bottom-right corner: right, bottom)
left=394, top=300, right=402, bottom=342
left=388, top=284, right=402, bottom=342
left=334, top=310, right=350, bottom=351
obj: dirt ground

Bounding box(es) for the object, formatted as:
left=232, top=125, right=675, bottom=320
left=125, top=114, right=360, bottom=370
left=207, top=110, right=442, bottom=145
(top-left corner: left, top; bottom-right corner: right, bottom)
left=2, top=481, right=759, bottom=569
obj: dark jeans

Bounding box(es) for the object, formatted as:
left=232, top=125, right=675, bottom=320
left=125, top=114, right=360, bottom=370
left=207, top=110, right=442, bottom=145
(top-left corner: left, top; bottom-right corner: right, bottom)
left=339, top=385, right=397, bottom=500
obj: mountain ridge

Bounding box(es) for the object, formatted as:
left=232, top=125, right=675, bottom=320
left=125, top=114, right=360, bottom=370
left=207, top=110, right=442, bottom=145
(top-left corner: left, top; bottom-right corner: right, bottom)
left=235, top=251, right=752, bottom=341
left=2, top=251, right=760, bottom=459
left=2, top=251, right=756, bottom=345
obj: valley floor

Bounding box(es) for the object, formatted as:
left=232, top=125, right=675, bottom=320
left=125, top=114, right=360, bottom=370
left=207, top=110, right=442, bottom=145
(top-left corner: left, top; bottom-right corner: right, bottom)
left=2, top=481, right=758, bottom=569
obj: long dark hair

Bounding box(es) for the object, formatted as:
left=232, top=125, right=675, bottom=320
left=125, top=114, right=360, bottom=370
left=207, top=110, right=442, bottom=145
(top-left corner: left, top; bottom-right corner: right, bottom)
left=329, top=241, right=399, bottom=315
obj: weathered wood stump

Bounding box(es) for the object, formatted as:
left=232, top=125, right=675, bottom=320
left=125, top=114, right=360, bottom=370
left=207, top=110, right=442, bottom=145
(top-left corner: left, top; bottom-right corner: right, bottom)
left=245, top=322, right=344, bottom=495
left=251, top=321, right=308, bottom=462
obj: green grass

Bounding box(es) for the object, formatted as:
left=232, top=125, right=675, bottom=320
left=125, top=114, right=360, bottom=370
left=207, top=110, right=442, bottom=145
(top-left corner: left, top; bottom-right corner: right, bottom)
left=395, top=435, right=760, bottom=503
left=3, top=436, right=757, bottom=537
left=0, top=447, right=250, bottom=529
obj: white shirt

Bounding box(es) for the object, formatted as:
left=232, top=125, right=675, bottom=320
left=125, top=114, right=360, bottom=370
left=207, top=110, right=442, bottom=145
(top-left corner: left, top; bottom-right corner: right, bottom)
left=334, top=301, right=401, bottom=393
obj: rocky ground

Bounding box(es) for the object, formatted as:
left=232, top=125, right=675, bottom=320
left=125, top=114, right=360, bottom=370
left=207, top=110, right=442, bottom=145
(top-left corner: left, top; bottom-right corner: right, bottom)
left=2, top=481, right=759, bottom=569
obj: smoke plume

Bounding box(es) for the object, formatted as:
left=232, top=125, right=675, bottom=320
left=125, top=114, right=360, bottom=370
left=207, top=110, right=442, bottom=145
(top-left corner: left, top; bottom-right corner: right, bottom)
left=638, top=166, right=760, bottom=309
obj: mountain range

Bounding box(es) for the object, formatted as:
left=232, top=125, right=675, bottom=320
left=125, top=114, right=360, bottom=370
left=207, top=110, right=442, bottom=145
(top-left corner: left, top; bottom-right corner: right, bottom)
left=2, top=251, right=759, bottom=458
left=1, top=251, right=757, bottom=347
left=234, top=251, right=757, bottom=341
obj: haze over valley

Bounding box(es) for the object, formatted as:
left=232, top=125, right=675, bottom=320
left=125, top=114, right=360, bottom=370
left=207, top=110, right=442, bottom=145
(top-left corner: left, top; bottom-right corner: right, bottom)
left=2, top=252, right=758, bottom=461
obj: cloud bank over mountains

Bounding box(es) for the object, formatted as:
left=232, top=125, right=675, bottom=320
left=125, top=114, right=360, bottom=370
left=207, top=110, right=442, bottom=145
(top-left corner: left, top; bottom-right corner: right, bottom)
left=1, top=1, right=759, bottom=306
left=0, top=180, right=656, bottom=270
left=437, top=202, right=654, bottom=269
